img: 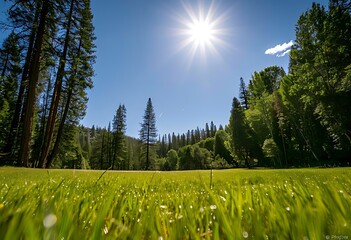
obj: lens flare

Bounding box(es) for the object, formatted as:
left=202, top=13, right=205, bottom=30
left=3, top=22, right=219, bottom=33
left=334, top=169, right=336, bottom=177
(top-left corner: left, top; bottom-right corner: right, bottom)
left=174, top=0, right=230, bottom=64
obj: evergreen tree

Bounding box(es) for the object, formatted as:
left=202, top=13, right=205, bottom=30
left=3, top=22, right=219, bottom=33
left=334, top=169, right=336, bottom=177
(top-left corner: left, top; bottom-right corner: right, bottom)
left=190, top=130, right=196, bottom=145
left=158, top=134, right=167, bottom=158
left=195, top=127, right=201, bottom=142
left=210, top=121, right=216, bottom=137
left=171, top=132, right=179, bottom=150
left=112, top=104, right=127, bottom=170
left=205, top=123, right=210, bottom=138
left=39, top=0, right=77, bottom=168
left=186, top=130, right=191, bottom=145
left=180, top=134, right=186, bottom=148
left=239, top=77, right=249, bottom=110
left=167, top=133, right=172, bottom=151
left=139, top=98, right=157, bottom=170
left=43, top=0, right=96, bottom=168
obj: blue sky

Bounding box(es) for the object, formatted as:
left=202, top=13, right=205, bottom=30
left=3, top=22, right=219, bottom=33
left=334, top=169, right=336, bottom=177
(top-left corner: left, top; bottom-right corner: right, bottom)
left=0, top=0, right=329, bottom=138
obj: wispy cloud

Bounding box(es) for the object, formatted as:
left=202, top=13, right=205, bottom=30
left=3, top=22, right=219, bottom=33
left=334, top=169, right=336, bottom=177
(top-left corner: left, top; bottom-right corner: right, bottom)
left=277, top=49, right=291, bottom=57
left=265, top=40, right=294, bottom=57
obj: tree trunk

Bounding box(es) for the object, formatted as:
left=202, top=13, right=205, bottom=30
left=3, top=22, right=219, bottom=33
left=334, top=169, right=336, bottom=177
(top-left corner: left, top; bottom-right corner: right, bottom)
left=34, top=76, right=52, bottom=167
left=46, top=38, right=82, bottom=168
left=18, top=0, right=50, bottom=167
left=46, top=70, right=75, bottom=168
left=40, top=0, right=75, bottom=168
left=3, top=1, right=40, bottom=160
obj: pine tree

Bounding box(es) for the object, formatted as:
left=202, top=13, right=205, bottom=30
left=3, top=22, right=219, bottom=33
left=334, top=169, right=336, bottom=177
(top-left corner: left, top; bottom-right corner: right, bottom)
left=180, top=133, right=186, bottom=148
left=190, top=130, right=195, bottom=145
left=45, top=0, right=96, bottom=168
left=195, top=127, right=201, bottom=142
left=172, top=132, right=179, bottom=150
left=39, top=0, right=77, bottom=168
left=210, top=121, right=216, bottom=137
left=205, top=123, right=210, bottom=138
left=139, top=98, right=157, bottom=170
left=158, top=135, right=167, bottom=158
left=186, top=130, right=191, bottom=145
left=167, top=133, right=172, bottom=151
left=239, top=77, right=249, bottom=110
left=112, top=104, right=127, bottom=170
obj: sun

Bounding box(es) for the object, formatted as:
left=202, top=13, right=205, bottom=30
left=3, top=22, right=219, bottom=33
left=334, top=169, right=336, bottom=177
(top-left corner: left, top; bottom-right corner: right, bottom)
left=174, top=0, right=229, bottom=62
left=189, top=19, right=214, bottom=45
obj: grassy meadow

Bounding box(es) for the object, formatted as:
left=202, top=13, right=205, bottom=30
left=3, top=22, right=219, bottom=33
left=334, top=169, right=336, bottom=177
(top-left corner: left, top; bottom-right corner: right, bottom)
left=0, top=167, right=350, bottom=239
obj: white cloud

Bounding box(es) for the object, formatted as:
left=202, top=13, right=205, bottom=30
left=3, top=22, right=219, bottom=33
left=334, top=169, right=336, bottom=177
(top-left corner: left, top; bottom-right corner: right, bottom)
left=277, top=49, right=291, bottom=57
left=265, top=40, right=294, bottom=57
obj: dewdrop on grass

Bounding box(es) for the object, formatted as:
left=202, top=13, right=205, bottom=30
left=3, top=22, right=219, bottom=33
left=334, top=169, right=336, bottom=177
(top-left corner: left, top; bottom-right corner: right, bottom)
left=43, top=214, right=57, bottom=228
left=103, top=226, right=108, bottom=234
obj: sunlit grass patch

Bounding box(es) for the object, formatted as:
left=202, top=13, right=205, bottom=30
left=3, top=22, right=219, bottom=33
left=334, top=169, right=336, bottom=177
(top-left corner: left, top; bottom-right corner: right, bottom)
left=0, top=168, right=350, bottom=239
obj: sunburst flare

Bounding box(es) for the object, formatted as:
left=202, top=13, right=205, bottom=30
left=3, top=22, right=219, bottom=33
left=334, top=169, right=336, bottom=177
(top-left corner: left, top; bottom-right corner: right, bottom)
left=174, top=0, right=230, bottom=63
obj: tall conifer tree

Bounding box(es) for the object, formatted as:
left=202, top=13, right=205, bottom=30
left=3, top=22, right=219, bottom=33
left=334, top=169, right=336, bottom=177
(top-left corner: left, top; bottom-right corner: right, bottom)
left=139, top=98, right=157, bottom=170
left=239, top=77, right=249, bottom=110
left=112, top=104, right=127, bottom=170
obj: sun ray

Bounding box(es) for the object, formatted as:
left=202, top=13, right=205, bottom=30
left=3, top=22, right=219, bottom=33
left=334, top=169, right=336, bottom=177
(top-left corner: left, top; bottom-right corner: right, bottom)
left=174, top=0, right=230, bottom=64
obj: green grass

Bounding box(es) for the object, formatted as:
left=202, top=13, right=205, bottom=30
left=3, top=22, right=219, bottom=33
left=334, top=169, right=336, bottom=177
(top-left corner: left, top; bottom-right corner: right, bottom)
left=0, top=167, right=350, bottom=239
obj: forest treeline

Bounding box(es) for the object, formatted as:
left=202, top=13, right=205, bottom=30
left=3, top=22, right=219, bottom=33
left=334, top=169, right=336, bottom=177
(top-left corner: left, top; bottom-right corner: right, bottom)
left=74, top=120, right=228, bottom=170
left=0, top=0, right=350, bottom=169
